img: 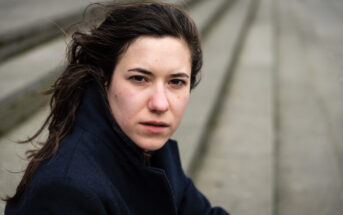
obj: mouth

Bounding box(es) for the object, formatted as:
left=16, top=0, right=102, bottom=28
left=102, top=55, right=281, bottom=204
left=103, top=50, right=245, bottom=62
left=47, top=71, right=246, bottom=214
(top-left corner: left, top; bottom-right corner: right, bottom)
left=139, top=121, right=170, bottom=134
left=140, top=121, right=169, bottom=127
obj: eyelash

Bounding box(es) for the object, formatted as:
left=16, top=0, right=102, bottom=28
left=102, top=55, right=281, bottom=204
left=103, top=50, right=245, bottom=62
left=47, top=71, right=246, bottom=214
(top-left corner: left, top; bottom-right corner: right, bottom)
left=129, top=75, right=187, bottom=87
left=129, top=75, right=148, bottom=83
left=169, top=79, right=186, bottom=86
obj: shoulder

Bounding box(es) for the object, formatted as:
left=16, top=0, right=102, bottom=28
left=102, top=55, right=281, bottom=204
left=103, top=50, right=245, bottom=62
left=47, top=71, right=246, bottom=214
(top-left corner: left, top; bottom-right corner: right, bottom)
left=19, top=176, right=117, bottom=214
left=6, top=129, right=127, bottom=214
left=7, top=160, right=127, bottom=214
left=32, top=127, right=115, bottom=193
left=32, top=176, right=100, bottom=201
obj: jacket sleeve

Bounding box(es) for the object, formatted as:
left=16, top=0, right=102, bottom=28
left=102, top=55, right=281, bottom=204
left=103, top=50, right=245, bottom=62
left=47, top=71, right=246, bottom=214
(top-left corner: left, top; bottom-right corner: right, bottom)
left=178, top=177, right=230, bottom=215
left=26, top=177, right=108, bottom=215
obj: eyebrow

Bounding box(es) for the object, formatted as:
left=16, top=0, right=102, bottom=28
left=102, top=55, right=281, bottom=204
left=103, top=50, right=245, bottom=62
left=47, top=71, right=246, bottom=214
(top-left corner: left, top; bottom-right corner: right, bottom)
left=170, top=73, right=190, bottom=79
left=128, top=68, right=152, bottom=75
left=127, top=67, right=190, bottom=79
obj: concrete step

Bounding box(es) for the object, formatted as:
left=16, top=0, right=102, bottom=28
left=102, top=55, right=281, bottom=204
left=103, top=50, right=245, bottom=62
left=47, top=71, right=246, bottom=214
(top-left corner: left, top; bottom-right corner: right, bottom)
left=192, top=0, right=343, bottom=214
left=193, top=0, right=274, bottom=213
left=0, top=38, right=66, bottom=135
left=173, top=0, right=255, bottom=174
left=0, top=107, right=49, bottom=214
left=0, top=0, right=91, bottom=63
left=275, top=0, right=343, bottom=214
left=0, top=0, right=202, bottom=136
left=0, top=0, right=185, bottom=63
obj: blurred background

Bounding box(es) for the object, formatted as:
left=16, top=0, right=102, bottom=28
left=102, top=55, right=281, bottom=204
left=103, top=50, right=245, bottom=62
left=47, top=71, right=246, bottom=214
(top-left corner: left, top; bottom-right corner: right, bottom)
left=0, top=0, right=343, bottom=214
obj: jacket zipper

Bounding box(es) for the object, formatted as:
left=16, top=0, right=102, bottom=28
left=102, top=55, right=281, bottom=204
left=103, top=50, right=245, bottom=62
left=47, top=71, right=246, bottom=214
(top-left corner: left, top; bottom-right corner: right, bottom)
left=143, top=151, right=151, bottom=166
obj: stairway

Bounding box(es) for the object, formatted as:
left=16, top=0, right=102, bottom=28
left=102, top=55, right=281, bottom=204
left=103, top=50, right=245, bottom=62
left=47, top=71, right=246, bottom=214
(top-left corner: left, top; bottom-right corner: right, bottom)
left=1, top=0, right=343, bottom=214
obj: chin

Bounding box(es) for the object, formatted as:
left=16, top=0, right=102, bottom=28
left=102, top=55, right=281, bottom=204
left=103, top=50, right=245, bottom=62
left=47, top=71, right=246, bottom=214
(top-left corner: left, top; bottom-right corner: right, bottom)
left=136, top=138, right=168, bottom=151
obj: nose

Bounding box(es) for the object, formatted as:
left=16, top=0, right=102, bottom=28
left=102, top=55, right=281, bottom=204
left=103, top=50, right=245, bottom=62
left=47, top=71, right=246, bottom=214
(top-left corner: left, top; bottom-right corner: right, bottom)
left=148, top=85, right=169, bottom=113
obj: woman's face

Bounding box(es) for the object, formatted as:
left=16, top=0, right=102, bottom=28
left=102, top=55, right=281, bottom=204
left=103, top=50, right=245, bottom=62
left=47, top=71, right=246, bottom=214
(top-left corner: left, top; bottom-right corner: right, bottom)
left=107, top=36, right=192, bottom=151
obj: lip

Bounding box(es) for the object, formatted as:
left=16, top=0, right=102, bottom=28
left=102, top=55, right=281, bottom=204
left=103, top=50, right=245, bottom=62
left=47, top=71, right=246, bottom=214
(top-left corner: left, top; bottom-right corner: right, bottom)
left=139, top=121, right=170, bottom=134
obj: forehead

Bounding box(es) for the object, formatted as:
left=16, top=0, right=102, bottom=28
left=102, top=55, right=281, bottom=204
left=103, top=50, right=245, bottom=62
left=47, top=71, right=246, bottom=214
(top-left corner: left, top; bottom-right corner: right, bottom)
left=127, top=36, right=189, bottom=51
left=116, top=36, right=192, bottom=74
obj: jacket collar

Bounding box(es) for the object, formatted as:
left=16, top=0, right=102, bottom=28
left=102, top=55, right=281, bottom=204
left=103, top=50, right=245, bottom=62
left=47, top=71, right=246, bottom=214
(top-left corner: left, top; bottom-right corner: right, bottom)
left=74, top=81, right=146, bottom=165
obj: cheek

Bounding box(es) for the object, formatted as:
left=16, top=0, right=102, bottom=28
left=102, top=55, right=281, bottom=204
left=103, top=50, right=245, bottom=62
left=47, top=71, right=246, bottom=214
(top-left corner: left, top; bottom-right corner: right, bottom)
left=172, top=92, right=190, bottom=120
left=110, top=85, right=143, bottom=122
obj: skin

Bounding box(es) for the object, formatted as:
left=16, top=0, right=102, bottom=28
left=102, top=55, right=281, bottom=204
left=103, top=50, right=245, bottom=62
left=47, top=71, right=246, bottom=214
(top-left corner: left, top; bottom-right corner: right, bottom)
left=107, top=36, right=192, bottom=151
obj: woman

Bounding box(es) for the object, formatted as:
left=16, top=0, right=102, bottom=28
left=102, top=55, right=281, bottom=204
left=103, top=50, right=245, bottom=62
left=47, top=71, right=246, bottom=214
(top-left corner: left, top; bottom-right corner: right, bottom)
left=5, top=1, right=229, bottom=214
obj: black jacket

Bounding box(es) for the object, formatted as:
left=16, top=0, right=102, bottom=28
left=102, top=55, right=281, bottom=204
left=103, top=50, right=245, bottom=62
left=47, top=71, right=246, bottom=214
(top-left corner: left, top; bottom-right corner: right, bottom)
left=5, top=83, right=229, bottom=215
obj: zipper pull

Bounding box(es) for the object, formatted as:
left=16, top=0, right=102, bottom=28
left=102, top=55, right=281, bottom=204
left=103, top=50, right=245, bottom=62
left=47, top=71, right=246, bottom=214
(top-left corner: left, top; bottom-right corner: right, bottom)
left=143, top=151, right=151, bottom=166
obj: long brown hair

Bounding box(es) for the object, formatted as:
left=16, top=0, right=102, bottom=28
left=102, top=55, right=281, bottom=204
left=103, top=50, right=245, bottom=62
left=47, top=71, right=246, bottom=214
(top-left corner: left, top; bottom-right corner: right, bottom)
left=4, top=1, right=202, bottom=203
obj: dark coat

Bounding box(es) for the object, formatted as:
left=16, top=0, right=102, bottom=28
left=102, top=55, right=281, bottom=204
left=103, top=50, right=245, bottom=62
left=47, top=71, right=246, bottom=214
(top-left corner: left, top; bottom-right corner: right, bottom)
left=5, top=83, right=229, bottom=215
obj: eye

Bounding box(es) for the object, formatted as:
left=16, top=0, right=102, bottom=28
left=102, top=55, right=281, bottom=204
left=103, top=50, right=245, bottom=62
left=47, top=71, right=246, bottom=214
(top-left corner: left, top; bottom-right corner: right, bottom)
left=129, top=75, right=148, bottom=83
left=169, top=79, right=186, bottom=87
